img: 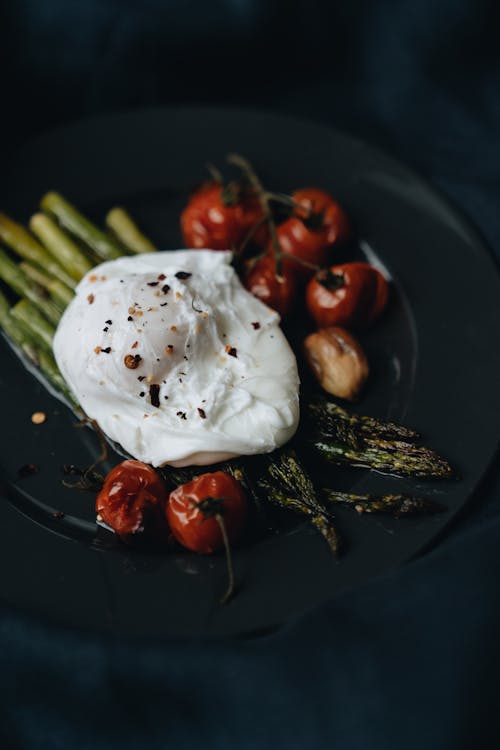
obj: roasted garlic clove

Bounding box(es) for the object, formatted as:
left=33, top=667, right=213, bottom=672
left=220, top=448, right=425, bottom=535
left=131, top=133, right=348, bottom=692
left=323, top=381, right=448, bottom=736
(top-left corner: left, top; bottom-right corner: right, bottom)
left=304, top=326, right=369, bottom=401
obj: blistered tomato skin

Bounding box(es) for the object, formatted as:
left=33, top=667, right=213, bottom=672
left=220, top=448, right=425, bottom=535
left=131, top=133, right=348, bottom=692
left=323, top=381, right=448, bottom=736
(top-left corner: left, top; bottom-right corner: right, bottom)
left=269, top=188, right=351, bottom=280
left=166, top=471, right=248, bottom=554
left=96, top=460, right=167, bottom=537
left=180, top=182, right=266, bottom=250
left=306, top=262, right=389, bottom=329
left=293, top=188, right=351, bottom=247
left=244, top=254, right=298, bottom=317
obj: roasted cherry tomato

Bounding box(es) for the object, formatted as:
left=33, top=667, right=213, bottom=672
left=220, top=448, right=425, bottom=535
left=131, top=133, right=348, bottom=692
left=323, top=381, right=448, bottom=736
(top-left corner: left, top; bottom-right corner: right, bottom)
left=270, top=188, right=351, bottom=279
left=244, top=253, right=298, bottom=317
left=293, top=188, right=351, bottom=247
left=306, top=262, right=389, bottom=329
left=180, top=182, right=266, bottom=250
left=96, top=460, right=167, bottom=538
left=166, top=471, right=248, bottom=554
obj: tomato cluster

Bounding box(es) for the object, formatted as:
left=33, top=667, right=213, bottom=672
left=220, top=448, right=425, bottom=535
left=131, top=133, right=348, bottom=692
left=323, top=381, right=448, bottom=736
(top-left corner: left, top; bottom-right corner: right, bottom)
left=96, top=462, right=247, bottom=554
left=180, top=178, right=388, bottom=329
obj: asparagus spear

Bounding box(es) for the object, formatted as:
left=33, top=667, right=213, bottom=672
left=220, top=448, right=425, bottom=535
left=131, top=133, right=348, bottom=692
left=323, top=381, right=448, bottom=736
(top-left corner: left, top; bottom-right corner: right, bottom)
left=0, top=290, right=38, bottom=362
left=30, top=213, right=93, bottom=280
left=261, top=449, right=341, bottom=554
left=106, top=207, right=157, bottom=254
left=314, top=438, right=454, bottom=479
left=40, top=192, right=122, bottom=261
left=0, top=290, right=75, bottom=403
left=0, top=213, right=76, bottom=289
left=11, top=299, right=56, bottom=351
left=20, top=262, right=73, bottom=309
left=0, top=248, right=62, bottom=325
left=307, top=399, right=420, bottom=441
left=323, top=489, right=444, bottom=517
left=37, top=347, right=76, bottom=403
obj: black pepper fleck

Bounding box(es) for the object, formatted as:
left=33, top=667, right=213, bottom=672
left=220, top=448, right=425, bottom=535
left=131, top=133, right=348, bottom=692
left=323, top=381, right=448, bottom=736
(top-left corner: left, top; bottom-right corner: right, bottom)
left=197, top=408, right=206, bottom=419
left=139, top=391, right=145, bottom=397
left=147, top=281, right=159, bottom=287
left=175, top=271, right=192, bottom=280
left=162, top=284, right=170, bottom=294
left=225, top=346, right=238, bottom=358
left=127, top=316, right=133, bottom=321
left=103, top=327, right=109, bottom=332
left=137, top=375, right=146, bottom=382
left=176, top=411, right=187, bottom=420
left=101, top=347, right=112, bottom=354
left=149, top=383, right=161, bottom=408
left=252, top=321, right=261, bottom=330
left=105, top=319, right=112, bottom=325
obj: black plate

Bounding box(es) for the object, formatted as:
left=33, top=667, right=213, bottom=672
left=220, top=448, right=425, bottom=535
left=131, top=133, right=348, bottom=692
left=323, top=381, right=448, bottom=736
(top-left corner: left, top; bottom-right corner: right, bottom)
left=1, top=107, right=499, bottom=638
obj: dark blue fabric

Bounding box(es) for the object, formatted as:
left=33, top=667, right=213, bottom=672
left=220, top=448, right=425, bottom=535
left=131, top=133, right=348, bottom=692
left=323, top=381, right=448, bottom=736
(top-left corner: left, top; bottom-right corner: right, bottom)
left=1, top=1, right=499, bottom=748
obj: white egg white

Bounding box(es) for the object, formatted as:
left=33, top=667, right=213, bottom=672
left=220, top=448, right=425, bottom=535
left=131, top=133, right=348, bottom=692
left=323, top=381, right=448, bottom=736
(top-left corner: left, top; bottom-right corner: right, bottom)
left=53, top=250, right=300, bottom=467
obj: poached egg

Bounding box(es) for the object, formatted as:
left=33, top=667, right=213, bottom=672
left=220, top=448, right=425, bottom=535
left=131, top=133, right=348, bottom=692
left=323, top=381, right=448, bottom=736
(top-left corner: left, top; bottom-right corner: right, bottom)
left=53, top=250, right=299, bottom=467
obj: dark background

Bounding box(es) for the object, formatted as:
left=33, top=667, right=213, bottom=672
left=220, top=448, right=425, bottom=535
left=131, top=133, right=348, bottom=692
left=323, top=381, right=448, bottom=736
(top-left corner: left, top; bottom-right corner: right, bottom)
left=1, top=1, right=500, bottom=748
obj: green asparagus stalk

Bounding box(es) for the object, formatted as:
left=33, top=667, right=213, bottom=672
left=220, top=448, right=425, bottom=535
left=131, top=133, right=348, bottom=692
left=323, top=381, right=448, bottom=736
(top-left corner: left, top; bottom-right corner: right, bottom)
left=314, top=438, right=454, bottom=479
left=0, top=248, right=62, bottom=325
left=261, top=449, right=341, bottom=553
left=37, top=348, right=75, bottom=403
left=0, top=213, right=76, bottom=289
left=0, top=290, right=75, bottom=403
left=30, top=213, right=93, bottom=280
left=20, top=262, right=73, bottom=308
left=0, top=290, right=38, bottom=362
left=308, top=400, right=420, bottom=441
left=106, top=207, right=157, bottom=254
left=40, top=192, right=122, bottom=261
left=322, top=489, right=444, bottom=517
left=11, top=299, right=56, bottom=351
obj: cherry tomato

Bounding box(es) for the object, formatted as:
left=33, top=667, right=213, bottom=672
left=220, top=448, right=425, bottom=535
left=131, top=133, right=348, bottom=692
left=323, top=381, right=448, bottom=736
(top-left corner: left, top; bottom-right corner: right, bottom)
left=166, top=471, right=248, bottom=554
left=270, top=188, right=351, bottom=279
left=244, top=253, right=298, bottom=317
left=180, top=182, right=266, bottom=250
left=96, top=460, right=167, bottom=538
left=293, top=188, right=351, bottom=247
left=306, top=262, right=389, bottom=329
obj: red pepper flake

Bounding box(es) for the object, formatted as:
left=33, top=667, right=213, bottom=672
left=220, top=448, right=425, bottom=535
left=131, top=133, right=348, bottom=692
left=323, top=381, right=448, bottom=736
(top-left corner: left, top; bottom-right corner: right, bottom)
left=252, top=321, right=261, bottom=330
left=165, top=345, right=174, bottom=355
left=225, top=346, right=238, bottom=358
left=124, top=354, right=142, bottom=369
left=87, top=294, right=95, bottom=304
left=162, top=284, right=170, bottom=294
left=94, top=346, right=102, bottom=354
left=158, top=273, right=166, bottom=280
left=176, top=411, right=187, bottom=420
left=89, top=274, right=98, bottom=282
left=170, top=325, right=177, bottom=332
left=131, top=341, right=139, bottom=349
left=175, top=271, right=192, bottom=280
left=197, top=408, right=206, bottom=419
left=149, top=383, right=160, bottom=408
left=147, top=281, right=159, bottom=287
left=101, top=347, right=112, bottom=354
